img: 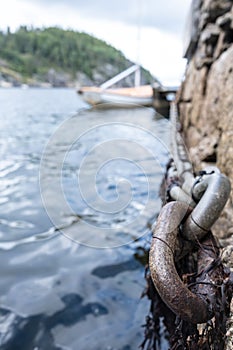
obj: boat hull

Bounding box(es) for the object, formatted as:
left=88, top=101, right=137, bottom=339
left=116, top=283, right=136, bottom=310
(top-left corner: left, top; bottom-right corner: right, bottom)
left=77, top=86, right=153, bottom=108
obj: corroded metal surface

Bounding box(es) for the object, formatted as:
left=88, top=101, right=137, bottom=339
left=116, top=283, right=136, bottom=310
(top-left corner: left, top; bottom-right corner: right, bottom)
left=149, top=201, right=213, bottom=323
left=144, top=102, right=232, bottom=348
left=182, top=171, right=231, bottom=241
left=149, top=200, right=229, bottom=325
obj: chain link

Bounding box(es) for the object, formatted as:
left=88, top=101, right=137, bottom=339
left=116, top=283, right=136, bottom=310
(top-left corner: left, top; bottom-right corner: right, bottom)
left=149, top=103, right=231, bottom=324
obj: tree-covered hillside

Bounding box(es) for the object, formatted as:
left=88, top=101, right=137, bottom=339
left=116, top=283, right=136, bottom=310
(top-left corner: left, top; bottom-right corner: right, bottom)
left=0, top=26, right=156, bottom=87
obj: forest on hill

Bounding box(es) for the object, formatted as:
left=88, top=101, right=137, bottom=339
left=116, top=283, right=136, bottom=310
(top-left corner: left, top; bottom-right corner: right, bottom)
left=0, top=26, right=156, bottom=87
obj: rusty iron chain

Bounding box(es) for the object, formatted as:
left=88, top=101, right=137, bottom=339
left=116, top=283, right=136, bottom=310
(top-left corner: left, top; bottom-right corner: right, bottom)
left=149, top=103, right=231, bottom=324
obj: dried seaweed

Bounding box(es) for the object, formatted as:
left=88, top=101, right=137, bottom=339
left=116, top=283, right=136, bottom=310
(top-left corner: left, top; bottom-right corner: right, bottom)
left=141, top=170, right=233, bottom=350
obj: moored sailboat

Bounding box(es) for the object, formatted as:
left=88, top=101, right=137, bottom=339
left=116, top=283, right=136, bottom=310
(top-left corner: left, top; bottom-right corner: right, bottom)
left=77, top=64, right=154, bottom=108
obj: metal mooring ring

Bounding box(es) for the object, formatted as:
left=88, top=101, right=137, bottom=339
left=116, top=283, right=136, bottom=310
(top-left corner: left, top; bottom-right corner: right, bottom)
left=182, top=171, right=231, bottom=241
left=149, top=201, right=213, bottom=324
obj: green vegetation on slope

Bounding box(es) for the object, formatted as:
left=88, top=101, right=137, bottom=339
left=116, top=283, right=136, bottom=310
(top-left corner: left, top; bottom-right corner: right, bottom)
left=0, top=26, right=154, bottom=86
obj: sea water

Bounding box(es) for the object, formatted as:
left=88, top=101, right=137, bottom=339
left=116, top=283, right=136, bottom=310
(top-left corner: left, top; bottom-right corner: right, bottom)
left=0, top=88, right=170, bottom=349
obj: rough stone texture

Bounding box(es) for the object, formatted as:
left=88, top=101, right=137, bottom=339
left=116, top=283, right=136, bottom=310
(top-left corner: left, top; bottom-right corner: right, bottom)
left=200, top=0, right=233, bottom=26
left=179, top=44, right=233, bottom=236
left=178, top=1, right=233, bottom=232
left=178, top=2, right=233, bottom=348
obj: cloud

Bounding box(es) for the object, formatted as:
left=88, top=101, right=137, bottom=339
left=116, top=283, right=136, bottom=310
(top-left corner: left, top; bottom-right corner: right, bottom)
left=24, top=0, right=192, bottom=34
left=1, top=0, right=191, bottom=84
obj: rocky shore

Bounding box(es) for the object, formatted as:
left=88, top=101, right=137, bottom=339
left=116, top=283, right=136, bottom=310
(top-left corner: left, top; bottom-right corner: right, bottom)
left=0, top=63, right=98, bottom=88
left=177, top=0, right=233, bottom=347
left=0, top=59, right=153, bottom=89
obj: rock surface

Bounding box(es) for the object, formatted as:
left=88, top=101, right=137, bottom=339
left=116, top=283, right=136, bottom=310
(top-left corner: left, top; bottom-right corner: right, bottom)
left=178, top=1, right=233, bottom=347
left=178, top=0, right=233, bottom=236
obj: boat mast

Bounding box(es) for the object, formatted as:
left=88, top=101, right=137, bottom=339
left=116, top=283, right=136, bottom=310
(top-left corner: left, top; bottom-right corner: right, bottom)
left=134, top=0, right=142, bottom=87
left=134, top=65, right=141, bottom=87
left=100, top=65, right=140, bottom=90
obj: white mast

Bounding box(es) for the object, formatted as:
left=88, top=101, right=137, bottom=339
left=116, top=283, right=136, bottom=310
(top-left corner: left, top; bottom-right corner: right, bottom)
left=134, top=66, right=141, bottom=87
left=134, top=0, right=142, bottom=86
left=100, top=65, right=140, bottom=90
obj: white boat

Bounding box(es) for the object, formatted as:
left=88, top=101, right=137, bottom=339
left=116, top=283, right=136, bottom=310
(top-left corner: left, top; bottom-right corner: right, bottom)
left=77, top=64, right=154, bottom=108
left=77, top=85, right=153, bottom=107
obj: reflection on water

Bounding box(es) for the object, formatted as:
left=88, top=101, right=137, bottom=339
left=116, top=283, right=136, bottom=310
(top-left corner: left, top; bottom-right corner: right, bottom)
left=0, top=294, right=108, bottom=350
left=0, top=88, right=170, bottom=349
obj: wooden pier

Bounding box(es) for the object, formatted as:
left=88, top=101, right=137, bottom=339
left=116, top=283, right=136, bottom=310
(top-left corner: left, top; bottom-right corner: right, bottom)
left=152, top=84, right=178, bottom=117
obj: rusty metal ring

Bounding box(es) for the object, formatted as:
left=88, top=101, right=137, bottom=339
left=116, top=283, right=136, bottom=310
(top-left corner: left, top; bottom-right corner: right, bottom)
left=182, top=172, right=231, bottom=242
left=149, top=201, right=213, bottom=324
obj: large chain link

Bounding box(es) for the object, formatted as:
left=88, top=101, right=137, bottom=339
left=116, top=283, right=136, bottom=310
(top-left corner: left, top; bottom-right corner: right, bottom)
left=149, top=103, right=231, bottom=324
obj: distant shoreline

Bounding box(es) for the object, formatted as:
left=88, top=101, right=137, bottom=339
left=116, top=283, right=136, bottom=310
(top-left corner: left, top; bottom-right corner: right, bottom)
left=0, top=84, right=76, bottom=89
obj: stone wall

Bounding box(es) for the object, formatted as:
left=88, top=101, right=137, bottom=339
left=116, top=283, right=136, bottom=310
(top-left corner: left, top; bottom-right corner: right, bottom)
left=178, top=2, right=233, bottom=346
left=178, top=0, right=233, bottom=236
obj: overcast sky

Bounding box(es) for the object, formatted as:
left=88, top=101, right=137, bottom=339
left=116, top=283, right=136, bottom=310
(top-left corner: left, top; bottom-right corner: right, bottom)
left=1, top=0, right=192, bottom=85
